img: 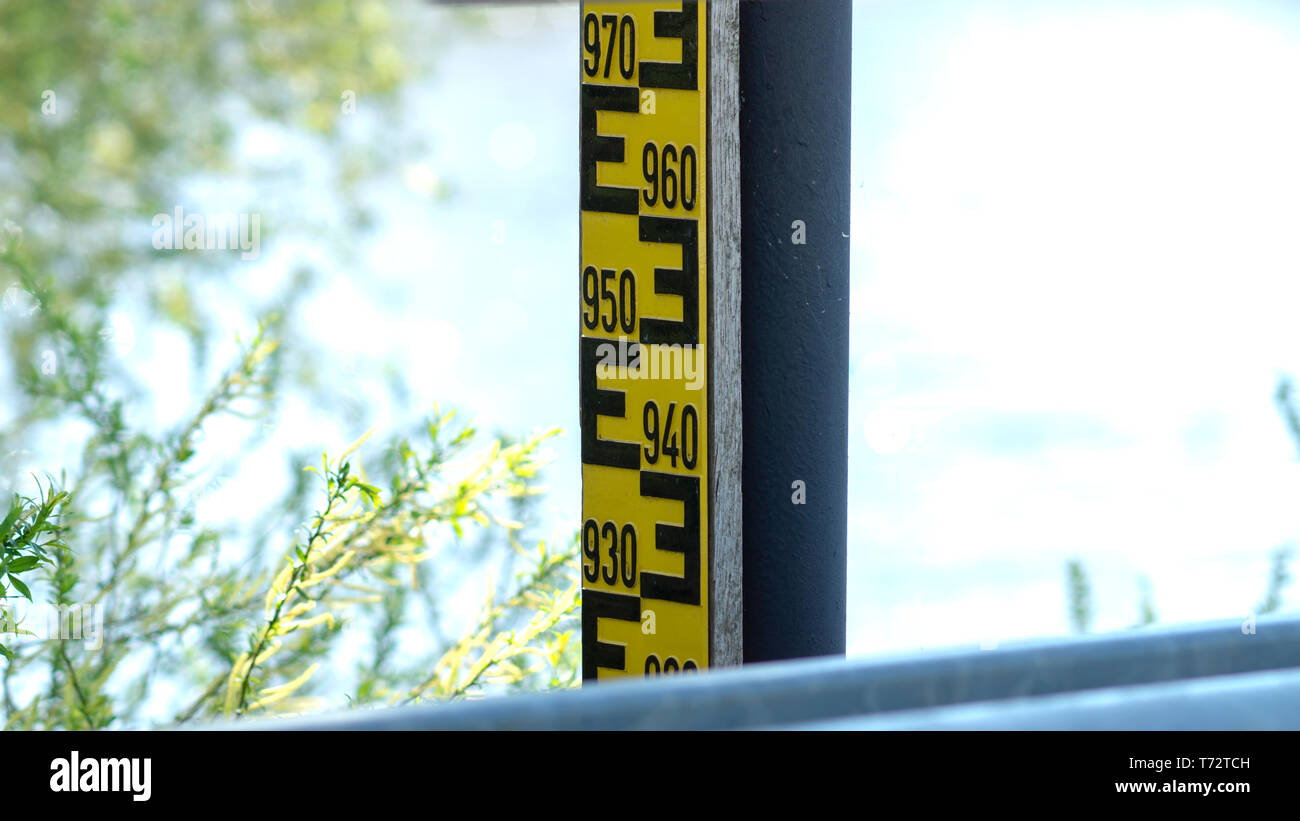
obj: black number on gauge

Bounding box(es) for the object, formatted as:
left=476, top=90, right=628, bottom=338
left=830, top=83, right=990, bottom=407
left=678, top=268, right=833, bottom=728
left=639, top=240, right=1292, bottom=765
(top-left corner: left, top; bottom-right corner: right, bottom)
left=644, top=655, right=699, bottom=675
left=582, top=266, right=636, bottom=333
left=582, top=519, right=637, bottom=588
left=642, top=401, right=699, bottom=469
left=583, top=13, right=635, bottom=80
left=642, top=142, right=697, bottom=210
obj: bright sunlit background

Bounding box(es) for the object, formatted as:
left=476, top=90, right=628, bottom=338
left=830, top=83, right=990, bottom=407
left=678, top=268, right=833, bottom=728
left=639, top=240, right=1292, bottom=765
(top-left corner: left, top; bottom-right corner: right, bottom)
left=846, top=0, right=1300, bottom=651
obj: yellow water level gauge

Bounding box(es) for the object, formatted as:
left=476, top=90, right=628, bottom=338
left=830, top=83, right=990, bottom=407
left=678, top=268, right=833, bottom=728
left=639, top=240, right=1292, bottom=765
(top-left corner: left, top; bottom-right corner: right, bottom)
left=580, top=0, right=712, bottom=681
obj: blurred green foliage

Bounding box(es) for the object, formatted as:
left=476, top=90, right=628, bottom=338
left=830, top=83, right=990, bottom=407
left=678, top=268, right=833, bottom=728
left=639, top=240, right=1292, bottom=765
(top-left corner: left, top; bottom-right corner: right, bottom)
left=1062, top=378, right=1300, bottom=636
left=0, top=0, right=579, bottom=729
left=1065, top=558, right=1091, bottom=634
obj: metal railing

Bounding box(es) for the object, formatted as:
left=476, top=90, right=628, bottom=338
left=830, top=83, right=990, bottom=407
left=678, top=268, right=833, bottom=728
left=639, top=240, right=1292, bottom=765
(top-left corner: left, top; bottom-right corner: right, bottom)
left=229, top=614, right=1300, bottom=730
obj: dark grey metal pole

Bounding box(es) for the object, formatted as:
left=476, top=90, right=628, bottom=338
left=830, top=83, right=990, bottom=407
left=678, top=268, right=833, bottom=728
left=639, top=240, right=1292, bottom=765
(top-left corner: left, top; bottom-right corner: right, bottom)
left=740, top=0, right=851, bottom=661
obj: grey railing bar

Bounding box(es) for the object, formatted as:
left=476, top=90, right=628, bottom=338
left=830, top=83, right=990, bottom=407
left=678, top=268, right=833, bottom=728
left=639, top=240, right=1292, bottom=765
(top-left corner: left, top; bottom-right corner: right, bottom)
left=790, top=665, right=1300, bottom=730
left=227, top=614, right=1300, bottom=730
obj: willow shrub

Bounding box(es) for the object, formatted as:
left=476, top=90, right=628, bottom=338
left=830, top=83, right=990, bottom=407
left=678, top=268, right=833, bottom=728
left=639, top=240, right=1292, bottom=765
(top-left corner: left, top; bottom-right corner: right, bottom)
left=1, top=0, right=579, bottom=730
left=0, top=294, right=579, bottom=729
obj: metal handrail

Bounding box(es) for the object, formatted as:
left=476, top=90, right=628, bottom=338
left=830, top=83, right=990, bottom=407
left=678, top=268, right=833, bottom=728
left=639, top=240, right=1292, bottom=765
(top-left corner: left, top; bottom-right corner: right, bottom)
left=229, top=614, right=1300, bottom=730
left=792, top=666, right=1300, bottom=730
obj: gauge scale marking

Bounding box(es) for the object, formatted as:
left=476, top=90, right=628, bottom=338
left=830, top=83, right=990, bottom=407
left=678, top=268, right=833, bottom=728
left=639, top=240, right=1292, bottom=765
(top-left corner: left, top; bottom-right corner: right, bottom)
left=580, top=1, right=710, bottom=681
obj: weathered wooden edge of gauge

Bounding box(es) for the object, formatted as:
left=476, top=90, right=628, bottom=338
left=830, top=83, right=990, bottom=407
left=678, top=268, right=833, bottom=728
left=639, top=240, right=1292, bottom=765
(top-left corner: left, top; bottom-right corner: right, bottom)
left=708, top=0, right=742, bottom=668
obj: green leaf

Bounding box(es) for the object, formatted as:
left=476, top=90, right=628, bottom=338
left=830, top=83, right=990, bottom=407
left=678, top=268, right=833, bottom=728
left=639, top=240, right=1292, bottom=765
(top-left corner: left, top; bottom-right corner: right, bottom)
left=6, top=556, right=39, bottom=573
left=0, top=499, right=21, bottom=541
left=353, top=481, right=382, bottom=505
left=9, top=576, right=31, bottom=602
